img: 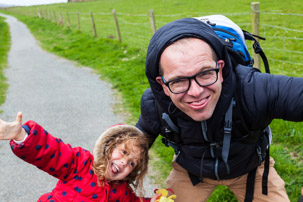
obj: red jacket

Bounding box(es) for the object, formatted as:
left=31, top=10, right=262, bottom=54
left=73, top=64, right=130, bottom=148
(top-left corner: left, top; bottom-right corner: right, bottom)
left=10, top=121, right=151, bottom=202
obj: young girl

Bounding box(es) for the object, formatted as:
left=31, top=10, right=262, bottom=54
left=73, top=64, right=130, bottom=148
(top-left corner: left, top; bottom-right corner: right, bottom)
left=0, top=112, right=160, bottom=202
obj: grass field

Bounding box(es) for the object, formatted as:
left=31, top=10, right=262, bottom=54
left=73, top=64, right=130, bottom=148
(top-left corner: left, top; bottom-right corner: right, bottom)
left=0, top=16, right=9, bottom=112
left=1, top=0, right=303, bottom=201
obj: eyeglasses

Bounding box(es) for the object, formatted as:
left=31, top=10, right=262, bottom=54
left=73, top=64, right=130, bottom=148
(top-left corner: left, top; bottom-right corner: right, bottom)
left=161, top=61, right=219, bottom=94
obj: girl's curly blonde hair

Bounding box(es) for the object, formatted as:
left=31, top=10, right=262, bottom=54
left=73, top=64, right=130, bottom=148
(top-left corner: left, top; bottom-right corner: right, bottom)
left=92, top=125, right=150, bottom=196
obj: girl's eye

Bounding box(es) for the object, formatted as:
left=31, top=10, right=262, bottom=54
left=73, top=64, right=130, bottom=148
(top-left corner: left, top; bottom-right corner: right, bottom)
left=121, top=150, right=127, bottom=155
left=129, top=161, right=135, bottom=167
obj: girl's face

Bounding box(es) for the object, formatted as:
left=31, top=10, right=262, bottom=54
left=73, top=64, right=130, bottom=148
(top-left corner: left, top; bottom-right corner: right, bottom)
left=105, top=142, right=142, bottom=181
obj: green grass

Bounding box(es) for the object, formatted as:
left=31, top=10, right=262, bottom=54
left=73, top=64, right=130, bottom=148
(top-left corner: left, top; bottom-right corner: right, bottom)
left=0, top=16, right=10, bottom=112
left=1, top=0, right=303, bottom=201
left=271, top=144, right=303, bottom=200
left=6, top=0, right=303, bottom=52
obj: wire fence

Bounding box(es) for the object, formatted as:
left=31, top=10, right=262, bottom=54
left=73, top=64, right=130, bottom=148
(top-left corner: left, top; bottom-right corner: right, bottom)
left=258, top=12, right=303, bottom=76
left=4, top=5, right=303, bottom=77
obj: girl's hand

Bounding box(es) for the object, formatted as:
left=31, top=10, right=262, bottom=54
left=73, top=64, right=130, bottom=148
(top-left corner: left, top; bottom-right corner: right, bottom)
left=150, top=193, right=161, bottom=202
left=0, top=112, right=25, bottom=141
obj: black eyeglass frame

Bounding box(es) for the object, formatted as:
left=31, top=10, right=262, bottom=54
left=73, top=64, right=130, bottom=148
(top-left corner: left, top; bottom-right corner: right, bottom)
left=161, top=62, right=220, bottom=94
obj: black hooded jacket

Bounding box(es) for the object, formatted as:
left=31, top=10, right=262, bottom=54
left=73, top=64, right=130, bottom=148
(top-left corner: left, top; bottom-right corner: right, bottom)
left=136, top=18, right=303, bottom=182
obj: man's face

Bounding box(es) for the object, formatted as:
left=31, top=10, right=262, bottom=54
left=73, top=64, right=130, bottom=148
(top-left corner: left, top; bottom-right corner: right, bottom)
left=156, top=38, right=224, bottom=122
left=105, top=143, right=141, bottom=181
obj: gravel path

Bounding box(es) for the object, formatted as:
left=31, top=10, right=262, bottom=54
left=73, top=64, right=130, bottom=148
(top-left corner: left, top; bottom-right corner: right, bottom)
left=0, top=14, right=155, bottom=201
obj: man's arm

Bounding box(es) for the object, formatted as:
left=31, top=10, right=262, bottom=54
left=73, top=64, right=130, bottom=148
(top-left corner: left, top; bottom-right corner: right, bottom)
left=235, top=65, right=303, bottom=129
left=136, top=88, right=162, bottom=145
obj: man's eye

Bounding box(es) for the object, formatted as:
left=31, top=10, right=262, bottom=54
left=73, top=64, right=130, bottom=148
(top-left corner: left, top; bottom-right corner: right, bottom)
left=197, top=70, right=215, bottom=78
left=170, top=79, right=187, bottom=86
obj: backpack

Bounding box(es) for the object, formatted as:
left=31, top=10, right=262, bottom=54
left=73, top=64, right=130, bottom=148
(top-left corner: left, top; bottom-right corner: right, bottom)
left=157, top=15, right=270, bottom=202
left=195, top=15, right=270, bottom=73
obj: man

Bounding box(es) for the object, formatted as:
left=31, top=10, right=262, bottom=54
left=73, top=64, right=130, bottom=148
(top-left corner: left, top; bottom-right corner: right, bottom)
left=136, top=17, right=302, bottom=202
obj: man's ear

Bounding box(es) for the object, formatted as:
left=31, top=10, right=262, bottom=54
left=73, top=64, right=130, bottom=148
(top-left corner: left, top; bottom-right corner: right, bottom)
left=218, top=59, right=225, bottom=69
left=218, top=60, right=225, bottom=82
left=156, top=76, right=170, bottom=96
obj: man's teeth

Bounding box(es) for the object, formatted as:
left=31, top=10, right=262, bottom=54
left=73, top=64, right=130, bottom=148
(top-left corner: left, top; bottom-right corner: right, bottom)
left=192, top=97, right=208, bottom=104
left=192, top=99, right=203, bottom=104
left=113, top=164, right=120, bottom=173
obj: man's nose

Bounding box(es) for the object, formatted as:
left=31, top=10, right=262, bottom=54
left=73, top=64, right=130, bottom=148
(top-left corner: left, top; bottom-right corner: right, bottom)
left=187, top=78, right=203, bottom=96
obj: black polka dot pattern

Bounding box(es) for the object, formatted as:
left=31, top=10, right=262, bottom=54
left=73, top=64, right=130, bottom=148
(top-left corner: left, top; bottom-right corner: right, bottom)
left=9, top=121, right=151, bottom=202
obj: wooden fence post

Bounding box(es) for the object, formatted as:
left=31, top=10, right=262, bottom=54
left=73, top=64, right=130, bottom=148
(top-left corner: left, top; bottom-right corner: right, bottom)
left=90, top=11, right=97, bottom=37
left=112, top=9, right=122, bottom=42
left=66, top=11, right=71, bottom=28
left=58, top=12, right=64, bottom=26
left=53, top=10, right=57, bottom=23
left=37, top=9, right=41, bottom=18
left=49, top=9, right=52, bottom=21
left=77, top=11, right=81, bottom=31
left=149, top=9, right=156, bottom=34
left=45, top=9, right=48, bottom=19
left=47, top=9, right=50, bottom=20
left=251, top=2, right=260, bottom=69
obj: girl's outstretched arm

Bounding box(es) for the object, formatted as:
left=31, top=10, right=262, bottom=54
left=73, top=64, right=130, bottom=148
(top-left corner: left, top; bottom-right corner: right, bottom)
left=0, top=112, right=26, bottom=141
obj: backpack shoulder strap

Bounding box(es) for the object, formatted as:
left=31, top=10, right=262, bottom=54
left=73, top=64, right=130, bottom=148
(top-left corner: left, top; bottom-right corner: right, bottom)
left=155, top=100, right=181, bottom=152
left=222, top=97, right=236, bottom=174
left=243, top=30, right=270, bottom=73
left=162, top=113, right=180, bottom=134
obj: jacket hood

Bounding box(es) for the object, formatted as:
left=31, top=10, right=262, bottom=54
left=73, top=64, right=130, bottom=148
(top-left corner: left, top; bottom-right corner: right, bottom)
left=145, top=17, right=234, bottom=115
left=93, top=125, right=145, bottom=164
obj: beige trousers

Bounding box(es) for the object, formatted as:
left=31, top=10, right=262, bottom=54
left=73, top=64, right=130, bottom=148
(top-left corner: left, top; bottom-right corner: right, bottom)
left=166, top=157, right=290, bottom=202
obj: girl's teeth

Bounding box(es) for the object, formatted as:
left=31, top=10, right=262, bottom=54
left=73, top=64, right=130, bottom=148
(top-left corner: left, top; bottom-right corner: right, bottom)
left=113, top=164, right=120, bottom=173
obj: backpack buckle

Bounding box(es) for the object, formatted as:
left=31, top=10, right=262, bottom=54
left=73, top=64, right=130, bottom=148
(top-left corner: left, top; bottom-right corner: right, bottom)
left=253, top=40, right=262, bottom=54
left=209, top=142, right=221, bottom=158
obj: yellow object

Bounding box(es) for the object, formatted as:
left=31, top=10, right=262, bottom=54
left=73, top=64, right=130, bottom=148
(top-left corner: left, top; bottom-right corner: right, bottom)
left=154, top=188, right=177, bottom=202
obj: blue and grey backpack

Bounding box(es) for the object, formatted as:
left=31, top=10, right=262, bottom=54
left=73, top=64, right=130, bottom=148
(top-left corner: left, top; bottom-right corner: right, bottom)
left=195, top=15, right=270, bottom=73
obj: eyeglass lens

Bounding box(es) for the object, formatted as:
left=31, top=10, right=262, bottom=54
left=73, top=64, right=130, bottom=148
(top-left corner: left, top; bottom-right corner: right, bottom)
left=168, top=69, right=218, bottom=94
